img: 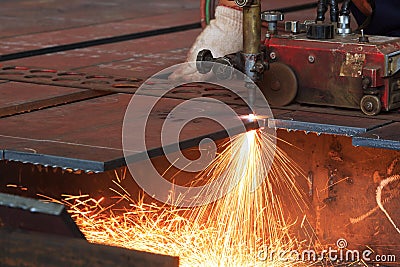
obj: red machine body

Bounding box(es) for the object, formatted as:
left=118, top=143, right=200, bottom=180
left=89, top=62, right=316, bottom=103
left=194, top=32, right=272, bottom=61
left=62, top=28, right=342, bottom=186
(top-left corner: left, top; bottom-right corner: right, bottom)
left=262, top=32, right=400, bottom=115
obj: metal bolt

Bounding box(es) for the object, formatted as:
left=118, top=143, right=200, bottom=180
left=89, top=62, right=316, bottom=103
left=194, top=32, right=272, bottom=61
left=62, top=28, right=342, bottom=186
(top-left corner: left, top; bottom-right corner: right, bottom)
left=234, top=0, right=251, bottom=7
left=269, top=52, right=276, bottom=60
left=308, top=55, right=315, bottom=63
left=253, top=62, right=265, bottom=73
left=364, top=101, right=373, bottom=111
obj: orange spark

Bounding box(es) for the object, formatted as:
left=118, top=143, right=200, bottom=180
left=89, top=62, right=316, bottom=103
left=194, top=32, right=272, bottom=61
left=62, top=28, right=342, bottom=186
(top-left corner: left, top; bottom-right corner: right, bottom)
left=59, top=129, right=308, bottom=266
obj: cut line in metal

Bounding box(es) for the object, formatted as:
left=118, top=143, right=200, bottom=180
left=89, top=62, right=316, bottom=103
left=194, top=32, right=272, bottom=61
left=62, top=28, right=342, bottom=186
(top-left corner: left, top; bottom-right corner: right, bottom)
left=0, top=22, right=201, bottom=62
left=269, top=111, right=393, bottom=136
left=352, top=122, right=400, bottom=151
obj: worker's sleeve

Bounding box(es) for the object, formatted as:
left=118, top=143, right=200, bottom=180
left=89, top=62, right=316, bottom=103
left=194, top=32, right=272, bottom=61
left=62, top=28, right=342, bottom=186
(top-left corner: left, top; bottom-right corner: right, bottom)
left=350, top=0, right=400, bottom=36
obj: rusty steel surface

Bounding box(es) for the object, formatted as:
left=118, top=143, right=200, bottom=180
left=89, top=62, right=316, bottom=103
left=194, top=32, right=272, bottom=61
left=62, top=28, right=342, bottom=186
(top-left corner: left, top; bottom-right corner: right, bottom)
left=276, top=130, right=400, bottom=264
left=0, top=192, right=84, bottom=239
left=0, top=63, right=399, bottom=172
left=0, top=10, right=200, bottom=58
left=352, top=122, right=400, bottom=150
left=0, top=81, right=111, bottom=117
left=269, top=110, right=393, bottom=136
left=0, top=0, right=398, bottom=166
left=0, top=66, right=142, bottom=93
left=0, top=229, right=179, bottom=267
left=0, top=93, right=253, bottom=172
left=0, top=65, right=251, bottom=106
left=0, top=1, right=398, bottom=263
left=0, top=0, right=199, bottom=38
left=0, top=23, right=200, bottom=63
left=2, top=29, right=201, bottom=76
left=0, top=81, right=83, bottom=106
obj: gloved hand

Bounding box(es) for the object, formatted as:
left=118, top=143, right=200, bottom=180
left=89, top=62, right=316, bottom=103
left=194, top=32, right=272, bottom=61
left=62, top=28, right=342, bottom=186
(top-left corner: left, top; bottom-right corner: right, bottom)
left=169, top=6, right=243, bottom=82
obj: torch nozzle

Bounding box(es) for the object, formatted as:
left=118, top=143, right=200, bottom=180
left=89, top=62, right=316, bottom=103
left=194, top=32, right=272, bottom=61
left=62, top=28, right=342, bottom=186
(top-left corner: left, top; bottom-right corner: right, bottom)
left=246, top=81, right=256, bottom=112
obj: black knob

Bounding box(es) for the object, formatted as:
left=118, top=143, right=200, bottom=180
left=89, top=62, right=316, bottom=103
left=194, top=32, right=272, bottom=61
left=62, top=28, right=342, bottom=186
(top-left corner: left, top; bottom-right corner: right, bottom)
left=307, top=23, right=334, bottom=39
left=196, top=49, right=214, bottom=74
left=358, top=29, right=369, bottom=43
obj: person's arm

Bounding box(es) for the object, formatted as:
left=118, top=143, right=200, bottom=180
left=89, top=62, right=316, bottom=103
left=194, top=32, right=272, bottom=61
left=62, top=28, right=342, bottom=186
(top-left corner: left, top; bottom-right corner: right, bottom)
left=351, top=0, right=372, bottom=16
left=351, top=0, right=400, bottom=36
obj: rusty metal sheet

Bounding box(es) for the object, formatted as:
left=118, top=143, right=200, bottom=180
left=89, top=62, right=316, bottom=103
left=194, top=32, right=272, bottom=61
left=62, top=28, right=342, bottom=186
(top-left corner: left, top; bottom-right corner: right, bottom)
left=0, top=229, right=179, bottom=267
left=0, top=66, right=141, bottom=94
left=1, top=137, right=124, bottom=172
left=352, top=122, right=400, bottom=150
left=0, top=65, right=298, bottom=112
left=0, top=82, right=83, bottom=107
left=0, top=10, right=200, bottom=57
left=4, top=29, right=201, bottom=76
left=269, top=110, right=392, bottom=136
left=0, top=66, right=250, bottom=106
left=0, top=0, right=312, bottom=39
left=0, top=0, right=199, bottom=38
left=0, top=23, right=200, bottom=62
left=0, top=94, right=253, bottom=172
left=0, top=192, right=84, bottom=239
left=270, top=108, right=292, bottom=117
left=270, top=103, right=400, bottom=122
left=0, top=81, right=111, bottom=117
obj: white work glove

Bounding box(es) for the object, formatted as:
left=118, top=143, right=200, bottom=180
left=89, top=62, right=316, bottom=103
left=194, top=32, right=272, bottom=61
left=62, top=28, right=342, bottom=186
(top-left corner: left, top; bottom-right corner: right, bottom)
left=169, top=6, right=243, bottom=82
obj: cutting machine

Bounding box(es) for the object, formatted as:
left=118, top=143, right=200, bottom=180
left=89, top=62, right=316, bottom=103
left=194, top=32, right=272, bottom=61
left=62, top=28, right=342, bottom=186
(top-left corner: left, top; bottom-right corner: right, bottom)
left=197, top=0, right=400, bottom=116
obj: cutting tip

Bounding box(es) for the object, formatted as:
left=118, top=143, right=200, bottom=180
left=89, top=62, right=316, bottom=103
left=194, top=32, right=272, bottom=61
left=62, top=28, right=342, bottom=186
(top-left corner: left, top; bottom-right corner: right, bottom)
left=240, top=113, right=257, bottom=122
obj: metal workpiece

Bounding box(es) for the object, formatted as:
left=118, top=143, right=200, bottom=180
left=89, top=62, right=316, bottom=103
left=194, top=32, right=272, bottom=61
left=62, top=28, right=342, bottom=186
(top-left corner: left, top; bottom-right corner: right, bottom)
left=0, top=2, right=201, bottom=61
left=1, top=62, right=400, bottom=173
left=0, top=66, right=142, bottom=94
left=0, top=193, right=84, bottom=239
left=0, top=1, right=399, bottom=260
left=269, top=110, right=392, bottom=136
left=0, top=81, right=110, bottom=118
left=352, top=122, right=400, bottom=150
left=0, top=91, right=256, bottom=172
left=0, top=229, right=179, bottom=267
